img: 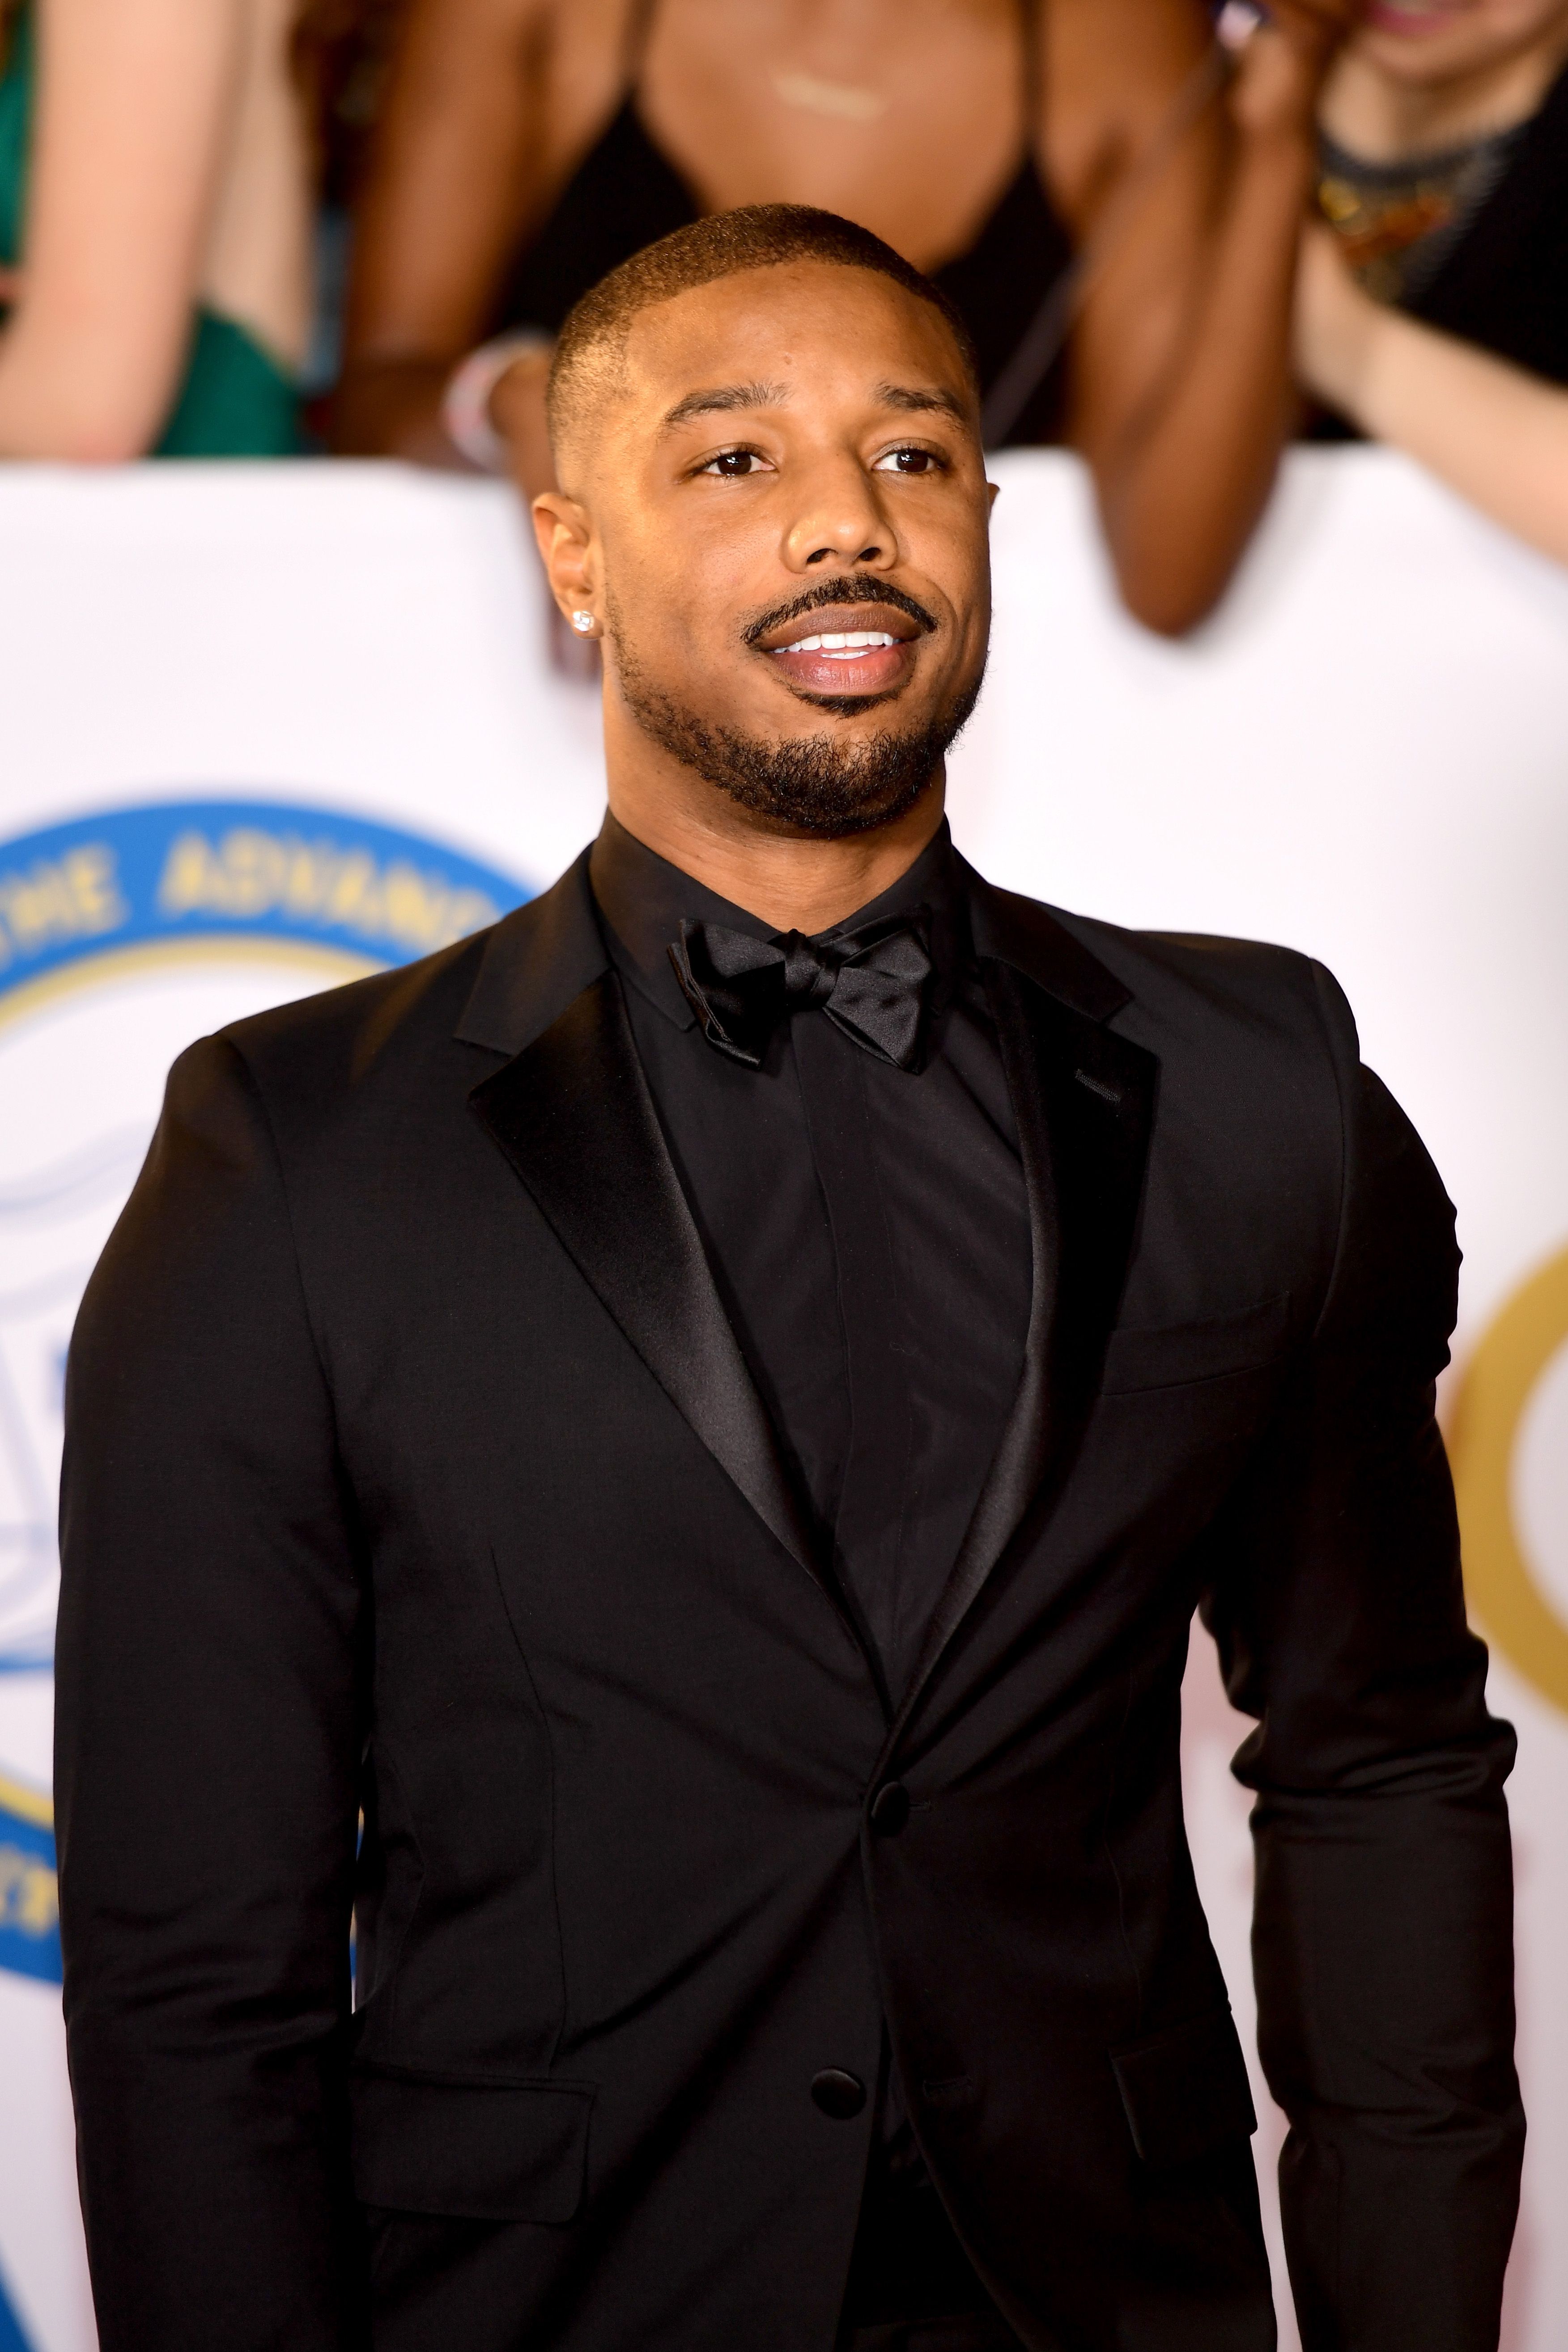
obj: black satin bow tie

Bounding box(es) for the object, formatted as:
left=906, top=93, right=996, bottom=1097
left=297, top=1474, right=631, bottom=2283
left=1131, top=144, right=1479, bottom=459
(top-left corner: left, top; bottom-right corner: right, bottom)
left=668, top=910, right=935, bottom=1071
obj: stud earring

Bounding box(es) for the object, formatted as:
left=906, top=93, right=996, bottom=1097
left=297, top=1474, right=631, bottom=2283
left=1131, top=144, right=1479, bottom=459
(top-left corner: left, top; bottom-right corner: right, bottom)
left=570, top=610, right=595, bottom=635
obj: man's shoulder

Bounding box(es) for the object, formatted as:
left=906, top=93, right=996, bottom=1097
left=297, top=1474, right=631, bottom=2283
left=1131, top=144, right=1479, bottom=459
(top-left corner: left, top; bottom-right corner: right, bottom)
left=1063, top=906, right=1344, bottom=1040
left=201, top=853, right=600, bottom=1119
left=212, top=924, right=497, bottom=1106
left=974, top=873, right=1353, bottom=1067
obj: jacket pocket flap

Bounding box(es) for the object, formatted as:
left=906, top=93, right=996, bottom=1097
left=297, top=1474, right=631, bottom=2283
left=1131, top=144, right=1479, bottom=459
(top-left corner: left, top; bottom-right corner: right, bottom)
left=1110, top=2008, right=1257, bottom=2169
left=350, top=2063, right=594, bottom=2222
left=1102, top=1292, right=1292, bottom=1395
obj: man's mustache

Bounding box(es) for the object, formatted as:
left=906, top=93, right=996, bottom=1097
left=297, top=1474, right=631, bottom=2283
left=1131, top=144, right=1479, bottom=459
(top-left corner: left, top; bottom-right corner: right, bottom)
left=742, top=574, right=939, bottom=647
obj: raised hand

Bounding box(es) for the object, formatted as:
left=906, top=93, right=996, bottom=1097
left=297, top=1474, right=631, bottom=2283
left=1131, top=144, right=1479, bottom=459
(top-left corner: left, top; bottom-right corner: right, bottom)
left=1225, top=0, right=1364, bottom=137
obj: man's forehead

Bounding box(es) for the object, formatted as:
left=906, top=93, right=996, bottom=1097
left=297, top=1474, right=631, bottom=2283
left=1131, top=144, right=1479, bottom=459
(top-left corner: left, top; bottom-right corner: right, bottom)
left=653, top=376, right=971, bottom=437
left=621, top=264, right=971, bottom=412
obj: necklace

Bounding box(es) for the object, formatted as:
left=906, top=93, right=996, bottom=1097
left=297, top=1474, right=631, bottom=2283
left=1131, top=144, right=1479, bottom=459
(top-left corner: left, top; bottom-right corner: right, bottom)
left=1317, top=120, right=1523, bottom=302
left=770, top=68, right=888, bottom=123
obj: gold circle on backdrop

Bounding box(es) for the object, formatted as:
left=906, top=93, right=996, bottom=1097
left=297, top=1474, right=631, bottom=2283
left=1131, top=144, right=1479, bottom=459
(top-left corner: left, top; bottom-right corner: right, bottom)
left=1450, top=1242, right=1568, bottom=1716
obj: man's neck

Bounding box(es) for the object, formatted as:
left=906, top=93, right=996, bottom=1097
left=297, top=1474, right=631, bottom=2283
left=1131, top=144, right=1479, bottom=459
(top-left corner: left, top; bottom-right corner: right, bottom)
left=603, top=760, right=947, bottom=937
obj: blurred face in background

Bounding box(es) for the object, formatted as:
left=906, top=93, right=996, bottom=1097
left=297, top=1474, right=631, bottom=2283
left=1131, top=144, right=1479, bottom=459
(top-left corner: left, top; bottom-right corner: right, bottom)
left=1348, top=0, right=1568, bottom=89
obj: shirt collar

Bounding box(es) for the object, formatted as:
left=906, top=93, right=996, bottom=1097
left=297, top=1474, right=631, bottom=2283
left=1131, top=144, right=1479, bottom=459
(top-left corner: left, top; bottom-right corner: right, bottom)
left=589, top=810, right=969, bottom=1031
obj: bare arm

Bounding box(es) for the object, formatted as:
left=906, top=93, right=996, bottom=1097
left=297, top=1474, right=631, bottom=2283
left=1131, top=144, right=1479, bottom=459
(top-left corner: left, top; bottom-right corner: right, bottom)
left=331, top=0, right=565, bottom=463
left=0, top=0, right=246, bottom=459
left=1047, top=0, right=1354, bottom=636
left=1296, top=220, right=1568, bottom=563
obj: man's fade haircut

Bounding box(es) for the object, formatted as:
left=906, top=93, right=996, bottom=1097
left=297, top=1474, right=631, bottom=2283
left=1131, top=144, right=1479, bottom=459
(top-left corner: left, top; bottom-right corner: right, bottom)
left=546, top=204, right=981, bottom=454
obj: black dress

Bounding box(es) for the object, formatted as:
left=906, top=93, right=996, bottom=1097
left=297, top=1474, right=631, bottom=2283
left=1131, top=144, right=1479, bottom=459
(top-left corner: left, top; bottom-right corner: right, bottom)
left=490, top=0, right=1075, bottom=446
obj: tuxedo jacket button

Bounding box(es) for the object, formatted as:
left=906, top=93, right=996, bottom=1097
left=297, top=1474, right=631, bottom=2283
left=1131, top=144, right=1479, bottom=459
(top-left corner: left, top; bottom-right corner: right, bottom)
left=811, top=2068, right=867, bottom=2119
left=869, top=1780, right=910, bottom=1837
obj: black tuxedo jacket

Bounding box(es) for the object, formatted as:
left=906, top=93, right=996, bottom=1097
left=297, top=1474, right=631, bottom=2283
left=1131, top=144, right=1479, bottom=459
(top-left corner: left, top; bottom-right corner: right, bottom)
left=56, top=853, right=1521, bottom=2352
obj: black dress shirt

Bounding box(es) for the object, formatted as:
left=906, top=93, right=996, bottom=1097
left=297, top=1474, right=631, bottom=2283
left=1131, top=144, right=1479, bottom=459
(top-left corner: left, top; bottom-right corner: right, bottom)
left=589, top=814, right=1032, bottom=1708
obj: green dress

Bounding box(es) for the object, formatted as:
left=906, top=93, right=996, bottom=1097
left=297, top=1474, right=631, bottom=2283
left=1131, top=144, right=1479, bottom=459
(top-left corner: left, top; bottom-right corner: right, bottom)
left=0, top=3, right=299, bottom=456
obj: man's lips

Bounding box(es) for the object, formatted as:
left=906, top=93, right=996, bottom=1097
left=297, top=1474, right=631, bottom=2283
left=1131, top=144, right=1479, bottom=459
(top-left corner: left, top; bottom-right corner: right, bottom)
left=758, top=601, right=924, bottom=696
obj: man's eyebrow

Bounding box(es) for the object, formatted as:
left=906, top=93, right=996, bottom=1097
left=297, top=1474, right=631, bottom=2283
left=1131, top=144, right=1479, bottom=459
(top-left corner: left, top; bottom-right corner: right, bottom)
left=873, top=382, right=969, bottom=422
left=660, top=381, right=792, bottom=432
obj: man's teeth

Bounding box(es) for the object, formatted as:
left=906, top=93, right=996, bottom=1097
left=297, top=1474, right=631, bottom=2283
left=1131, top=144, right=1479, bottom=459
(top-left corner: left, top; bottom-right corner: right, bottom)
left=783, top=630, right=898, bottom=654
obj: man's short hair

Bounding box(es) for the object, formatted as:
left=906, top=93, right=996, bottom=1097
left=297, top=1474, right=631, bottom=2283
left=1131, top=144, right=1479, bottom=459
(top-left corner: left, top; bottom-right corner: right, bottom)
left=547, top=204, right=980, bottom=453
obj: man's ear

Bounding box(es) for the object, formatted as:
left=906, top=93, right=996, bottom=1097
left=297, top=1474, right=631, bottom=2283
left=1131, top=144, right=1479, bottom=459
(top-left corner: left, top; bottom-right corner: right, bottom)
left=531, top=491, right=598, bottom=623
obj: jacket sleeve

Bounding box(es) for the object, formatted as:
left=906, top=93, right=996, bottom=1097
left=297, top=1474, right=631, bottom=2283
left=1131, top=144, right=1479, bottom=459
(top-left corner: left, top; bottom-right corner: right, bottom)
left=55, top=1036, right=366, bottom=2351
left=1201, top=966, right=1523, bottom=2352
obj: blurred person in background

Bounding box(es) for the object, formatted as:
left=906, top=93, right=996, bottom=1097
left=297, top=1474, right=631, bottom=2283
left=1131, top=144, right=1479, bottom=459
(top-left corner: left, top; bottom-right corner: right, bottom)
left=333, top=0, right=1357, bottom=635
left=0, top=0, right=309, bottom=457
left=292, top=0, right=411, bottom=420
left=0, top=0, right=396, bottom=459
left=1296, top=0, right=1568, bottom=562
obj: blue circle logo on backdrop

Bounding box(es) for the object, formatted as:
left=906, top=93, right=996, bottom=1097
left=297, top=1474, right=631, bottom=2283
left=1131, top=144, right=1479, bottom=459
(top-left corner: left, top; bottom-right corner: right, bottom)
left=0, top=798, right=532, bottom=1989
left=0, top=797, right=528, bottom=1005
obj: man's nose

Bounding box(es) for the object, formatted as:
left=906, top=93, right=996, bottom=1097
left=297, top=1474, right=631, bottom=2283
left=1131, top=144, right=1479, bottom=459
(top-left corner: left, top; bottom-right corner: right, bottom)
left=782, top=456, right=897, bottom=573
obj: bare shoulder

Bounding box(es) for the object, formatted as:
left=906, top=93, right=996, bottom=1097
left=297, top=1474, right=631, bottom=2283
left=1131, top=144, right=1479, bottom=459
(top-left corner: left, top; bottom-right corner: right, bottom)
left=1039, top=0, right=1219, bottom=207
left=372, top=0, right=634, bottom=197
left=380, top=0, right=581, bottom=81
left=422, top=0, right=636, bottom=83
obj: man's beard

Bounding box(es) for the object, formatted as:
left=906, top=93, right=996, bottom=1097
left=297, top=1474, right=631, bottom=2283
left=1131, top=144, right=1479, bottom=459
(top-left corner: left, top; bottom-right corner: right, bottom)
left=609, top=605, right=984, bottom=840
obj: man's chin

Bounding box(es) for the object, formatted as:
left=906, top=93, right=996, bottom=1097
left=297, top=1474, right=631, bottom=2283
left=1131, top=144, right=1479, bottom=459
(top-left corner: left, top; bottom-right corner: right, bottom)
left=744, top=771, right=938, bottom=842
left=612, top=642, right=983, bottom=840
left=630, top=691, right=973, bottom=842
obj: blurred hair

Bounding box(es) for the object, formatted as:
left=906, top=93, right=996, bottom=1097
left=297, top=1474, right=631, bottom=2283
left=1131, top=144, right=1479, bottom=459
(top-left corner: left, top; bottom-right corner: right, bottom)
left=547, top=204, right=980, bottom=454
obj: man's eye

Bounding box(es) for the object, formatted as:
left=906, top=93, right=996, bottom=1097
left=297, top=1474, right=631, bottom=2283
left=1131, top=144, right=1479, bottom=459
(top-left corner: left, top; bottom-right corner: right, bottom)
left=874, top=446, right=943, bottom=475
left=698, top=450, right=771, bottom=477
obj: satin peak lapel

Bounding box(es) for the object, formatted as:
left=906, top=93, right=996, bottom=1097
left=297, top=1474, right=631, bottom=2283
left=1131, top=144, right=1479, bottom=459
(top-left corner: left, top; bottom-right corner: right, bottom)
left=468, top=970, right=818, bottom=1580
left=894, top=958, right=1156, bottom=1734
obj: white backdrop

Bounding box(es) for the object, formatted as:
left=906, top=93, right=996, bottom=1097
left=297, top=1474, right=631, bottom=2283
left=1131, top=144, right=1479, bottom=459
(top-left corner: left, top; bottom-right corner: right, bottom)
left=0, top=450, right=1564, bottom=2352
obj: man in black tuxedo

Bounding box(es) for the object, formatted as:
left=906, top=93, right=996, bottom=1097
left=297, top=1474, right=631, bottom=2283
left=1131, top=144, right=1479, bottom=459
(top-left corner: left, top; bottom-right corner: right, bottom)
left=58, top=206, right=1521, bottom=2352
